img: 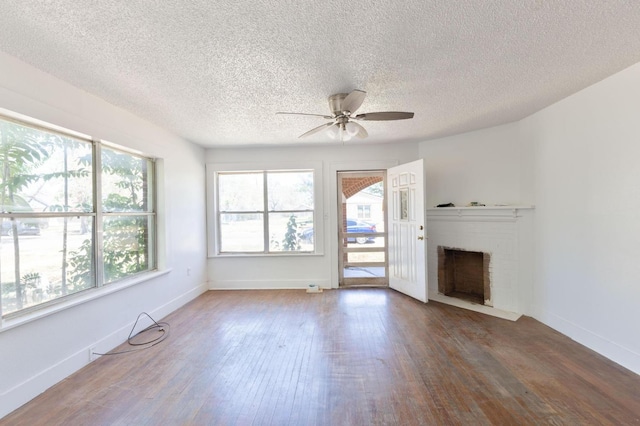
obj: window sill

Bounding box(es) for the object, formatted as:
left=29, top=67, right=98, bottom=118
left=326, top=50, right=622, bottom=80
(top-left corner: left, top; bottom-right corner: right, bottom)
left=210, top=251, right=324, bottom=258
left=0, top=268, right=172, bottom=333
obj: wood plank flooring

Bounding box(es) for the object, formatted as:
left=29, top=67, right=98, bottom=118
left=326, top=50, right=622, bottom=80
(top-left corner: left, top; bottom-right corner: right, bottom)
left=3, top=288, right=640, bottom=425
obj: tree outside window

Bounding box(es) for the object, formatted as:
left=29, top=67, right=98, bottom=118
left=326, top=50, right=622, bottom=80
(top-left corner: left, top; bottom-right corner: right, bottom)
left=0, top=115, right=155, bottom=317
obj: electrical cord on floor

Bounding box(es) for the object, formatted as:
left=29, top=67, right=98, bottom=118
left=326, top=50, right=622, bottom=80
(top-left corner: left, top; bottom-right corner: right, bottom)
left=92, top=312, right=170, bottom=357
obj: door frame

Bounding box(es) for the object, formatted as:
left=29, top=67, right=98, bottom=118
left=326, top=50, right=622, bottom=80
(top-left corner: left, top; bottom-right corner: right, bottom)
left=337, top=170, right=388, bottom=287
left=328, top=160, right=399, bottom=289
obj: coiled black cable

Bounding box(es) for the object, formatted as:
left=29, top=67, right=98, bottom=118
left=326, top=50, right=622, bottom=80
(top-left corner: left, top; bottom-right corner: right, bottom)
left=92, top=312, right=170, bottom=356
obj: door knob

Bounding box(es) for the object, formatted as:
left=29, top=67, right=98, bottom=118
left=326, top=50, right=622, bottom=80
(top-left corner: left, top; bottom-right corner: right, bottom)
left=417, top=235, right=424, bottom=240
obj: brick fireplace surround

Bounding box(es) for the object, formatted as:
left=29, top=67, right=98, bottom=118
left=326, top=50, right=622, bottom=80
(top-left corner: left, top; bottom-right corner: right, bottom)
left=426, top=206, right=534, bottom=321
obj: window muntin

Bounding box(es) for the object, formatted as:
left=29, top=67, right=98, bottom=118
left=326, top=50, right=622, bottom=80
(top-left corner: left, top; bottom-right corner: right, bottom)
left=217, top=170, right=314, bottom=254
left=0, top=114, right=156, bottom=318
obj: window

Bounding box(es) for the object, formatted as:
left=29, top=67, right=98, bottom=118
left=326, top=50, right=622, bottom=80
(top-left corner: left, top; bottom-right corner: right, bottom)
left=357, top=205, right=371, bottom=219
left=0, top=114, right=156, bottom=318
left=215, top=169, right=315, bottom=254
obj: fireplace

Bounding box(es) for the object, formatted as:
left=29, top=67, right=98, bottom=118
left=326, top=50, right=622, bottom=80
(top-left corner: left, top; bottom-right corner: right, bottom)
left=438, top=246, right=491, bottom=306
left=427, top=205, right=534, bottom=318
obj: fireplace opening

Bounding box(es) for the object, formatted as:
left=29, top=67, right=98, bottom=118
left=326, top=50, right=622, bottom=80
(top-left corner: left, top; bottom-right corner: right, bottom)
left=438, top=247, right=491, bottom=305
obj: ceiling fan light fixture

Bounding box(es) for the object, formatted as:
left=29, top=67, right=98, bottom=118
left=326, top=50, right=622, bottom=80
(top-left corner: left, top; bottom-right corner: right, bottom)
left=345, top=121, right=359, bottom=137
left=339, top=123, right=352, bottom=141
left=327, top=124, right=339, bottom=140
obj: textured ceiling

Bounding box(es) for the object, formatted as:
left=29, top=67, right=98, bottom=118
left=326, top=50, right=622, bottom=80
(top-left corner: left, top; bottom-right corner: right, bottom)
left=1, top=1, right=640, bottom=148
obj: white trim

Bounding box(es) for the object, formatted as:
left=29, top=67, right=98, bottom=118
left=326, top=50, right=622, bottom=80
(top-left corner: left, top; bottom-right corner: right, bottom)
left=0, top=269, right=171, bottom=333
left=206, top=161, right=324, bottom=257
left=0, top=107, right=91, bottom=141
left=427, top=205, right=535, bottom=222
left=209, top=279, right=331, bottom=290
left=535, top=307, right=640, bottom=375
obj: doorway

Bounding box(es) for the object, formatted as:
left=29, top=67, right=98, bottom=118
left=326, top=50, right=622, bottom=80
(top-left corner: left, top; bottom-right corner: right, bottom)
left=337, top=171, right=388, bottom=287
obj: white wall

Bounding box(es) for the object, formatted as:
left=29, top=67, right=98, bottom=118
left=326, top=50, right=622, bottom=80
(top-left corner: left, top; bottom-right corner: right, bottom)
left=206, top=143, right=419, bottom=290
left=420, top=62, right=640, bottom=375
left=523, top=62, right=640, bottom=374
left=420, top=121, right=532, bottom=208
left=0, top=52, right=208, bottom=417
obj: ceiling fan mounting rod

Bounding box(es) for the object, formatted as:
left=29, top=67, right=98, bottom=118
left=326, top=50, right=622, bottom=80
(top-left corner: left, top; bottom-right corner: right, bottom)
left=328, top=93, right=349, bottom=116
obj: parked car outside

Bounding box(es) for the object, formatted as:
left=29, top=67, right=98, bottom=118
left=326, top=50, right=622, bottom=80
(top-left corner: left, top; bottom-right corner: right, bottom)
left=300, top=219, right=377, bottom=244
left=1, top=220, right=41, bottom=236
left=1, top=195, right=43, bottom=237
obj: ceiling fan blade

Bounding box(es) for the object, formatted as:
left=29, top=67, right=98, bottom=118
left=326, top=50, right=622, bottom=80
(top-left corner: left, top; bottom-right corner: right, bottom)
left=341, top=90, right=366, bottom=114
left=354, top=111, right=414, bottom=121
left=277, top=112, right=333, bottom=119
left=298, top=122, right=334, bottom=138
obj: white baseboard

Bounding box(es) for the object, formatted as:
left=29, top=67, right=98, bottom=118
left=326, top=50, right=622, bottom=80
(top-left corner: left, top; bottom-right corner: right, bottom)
left=209, top=279, right=331, bottom=290
left=0, top=281, right=208, bottom=419
left=533, top=307, right=640, bottom=376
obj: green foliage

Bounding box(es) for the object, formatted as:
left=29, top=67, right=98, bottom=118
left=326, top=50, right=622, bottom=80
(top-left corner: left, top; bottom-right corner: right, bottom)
left=363, top=181, right=384, bottom=197
left=282, top=215, right=301, bottom=251
left=0, top=122, right=51, bottom=203
left=67, top=148, right=150, bottom=287
left=0, top=121, right=52, bottom=310
left=103, top=217, right=149, bottom=282
left=104, top=193, right=134, bottom=210
left=21, top=272, right=41, bottom=289
left=67, top=239, right=94, bottom=291
left=0, top=118, right=151, bottom=314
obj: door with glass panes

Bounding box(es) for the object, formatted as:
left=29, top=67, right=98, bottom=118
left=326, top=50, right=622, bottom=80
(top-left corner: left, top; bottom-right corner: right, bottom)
left=338, top=171, right=387, bottom=286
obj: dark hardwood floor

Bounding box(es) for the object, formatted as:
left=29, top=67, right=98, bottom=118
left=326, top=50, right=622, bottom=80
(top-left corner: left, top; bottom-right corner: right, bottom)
left=3, top=288, right=640, bottom=425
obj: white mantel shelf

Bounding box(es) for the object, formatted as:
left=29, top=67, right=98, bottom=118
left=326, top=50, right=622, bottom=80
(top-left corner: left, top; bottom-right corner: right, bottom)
left=427, top=205, right=535, bottom=211
left=427, top=205, right=535, bottom=221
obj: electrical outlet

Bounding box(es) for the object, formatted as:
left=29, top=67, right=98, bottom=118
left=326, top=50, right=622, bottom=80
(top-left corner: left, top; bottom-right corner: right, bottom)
left=187, top=268, right=191, bottom=276
left=89, top=346, right=97, bottom=362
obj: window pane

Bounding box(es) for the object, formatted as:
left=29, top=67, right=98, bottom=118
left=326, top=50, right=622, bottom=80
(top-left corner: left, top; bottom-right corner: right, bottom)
left=218, top=173, right=263, bottom=212
left=103, top=215, right=153, bottom=283
left=268, top=212, right=313, bottom=252
left=219, top=213, right=263, bottom=252
left=0, top=119, right=93, bottom=214
left=1, top=216, right=95, bottom=315
left=102, top=147, right=152, bottom=212
left=1, top=112, right=158, bottom=317
left=267, top=171, right=313, bottom=211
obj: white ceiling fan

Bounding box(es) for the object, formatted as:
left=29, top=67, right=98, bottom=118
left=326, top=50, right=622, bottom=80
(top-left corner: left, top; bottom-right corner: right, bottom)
left=276, top=90, right=414, bottom=141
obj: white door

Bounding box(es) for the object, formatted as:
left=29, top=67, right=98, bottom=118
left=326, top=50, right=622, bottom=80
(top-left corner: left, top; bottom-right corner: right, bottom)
left=387, top=159, right=427, bottom=302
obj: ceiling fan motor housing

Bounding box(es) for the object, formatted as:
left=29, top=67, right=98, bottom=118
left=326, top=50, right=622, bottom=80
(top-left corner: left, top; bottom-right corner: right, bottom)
left=328, top=93, right=349, bottom=116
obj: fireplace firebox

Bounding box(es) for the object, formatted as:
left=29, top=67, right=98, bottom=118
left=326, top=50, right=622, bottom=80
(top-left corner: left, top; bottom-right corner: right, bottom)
left=438, top=247, right=491, bottom=305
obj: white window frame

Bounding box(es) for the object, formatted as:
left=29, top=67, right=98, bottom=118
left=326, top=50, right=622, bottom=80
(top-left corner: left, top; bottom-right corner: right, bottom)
left=0, top=108, right=159, bottom=323
left=206, top=161, right=324, bottom=257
